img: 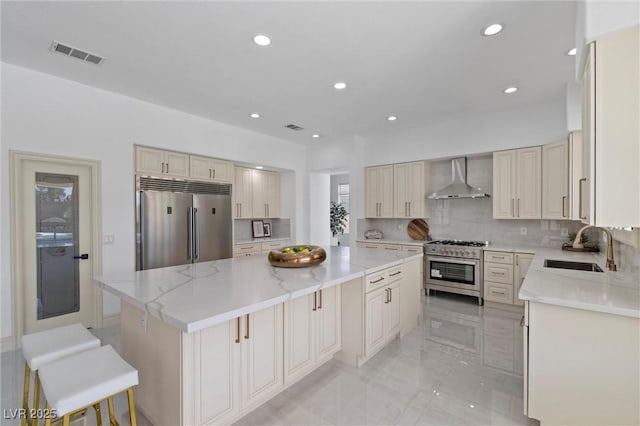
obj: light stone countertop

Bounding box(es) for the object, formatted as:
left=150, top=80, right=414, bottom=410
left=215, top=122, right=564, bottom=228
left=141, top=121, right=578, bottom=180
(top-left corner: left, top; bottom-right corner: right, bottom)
left=94, top=246, right=422, bottom=333
left=518, top=247, right=640, bottom=318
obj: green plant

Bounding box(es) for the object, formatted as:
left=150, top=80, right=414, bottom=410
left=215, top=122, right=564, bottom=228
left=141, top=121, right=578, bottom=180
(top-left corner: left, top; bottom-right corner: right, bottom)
left=330, top=201, right=348, bottom=237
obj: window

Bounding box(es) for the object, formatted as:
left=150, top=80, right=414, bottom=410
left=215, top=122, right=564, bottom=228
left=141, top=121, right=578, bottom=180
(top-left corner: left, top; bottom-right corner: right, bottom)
left=337, top=183, right=350, bottom=234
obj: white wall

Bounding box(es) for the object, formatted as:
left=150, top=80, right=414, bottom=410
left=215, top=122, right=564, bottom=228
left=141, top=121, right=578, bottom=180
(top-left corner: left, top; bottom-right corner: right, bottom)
left=575, top=1, right=640, bottom=79
left=566, top=81, right=582, bottom=131
left=308, top=173, right=331, bottom=246
left=1, top=63, right=308, bottom=338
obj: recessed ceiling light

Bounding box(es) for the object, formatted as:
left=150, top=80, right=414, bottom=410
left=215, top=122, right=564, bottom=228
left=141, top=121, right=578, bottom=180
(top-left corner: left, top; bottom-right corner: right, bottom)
left=312, top=134, right=320, bottom=138
left=503, top=87, right=518, bottom=94
left=387, top=116, right=398, bottom=121
left=253, top=34, right=271, bottom=47
left=250, top=113, right=260, bottom=118
left=567, top=47, right=577, bottom=56
left=483, top=24, right=503, bottom=36
left=333, top=82, right=347, bottom=90
left=255, top=166, right=264, bottom=170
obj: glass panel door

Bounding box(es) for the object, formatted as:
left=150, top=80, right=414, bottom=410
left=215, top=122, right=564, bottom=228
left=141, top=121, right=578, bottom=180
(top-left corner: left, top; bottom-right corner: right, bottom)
left=35, top=173, right=80, bottom=320
left=429, top=260, right=475, bottom=285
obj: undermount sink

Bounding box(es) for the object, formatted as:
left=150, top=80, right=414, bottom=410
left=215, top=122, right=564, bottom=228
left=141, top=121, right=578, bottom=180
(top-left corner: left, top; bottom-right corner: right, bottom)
left=544, top=259, right=604, bottom=273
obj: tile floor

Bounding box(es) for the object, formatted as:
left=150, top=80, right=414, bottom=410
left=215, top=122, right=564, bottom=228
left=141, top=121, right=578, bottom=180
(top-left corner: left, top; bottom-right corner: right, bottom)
left=1, top=293, right=538, bottom=425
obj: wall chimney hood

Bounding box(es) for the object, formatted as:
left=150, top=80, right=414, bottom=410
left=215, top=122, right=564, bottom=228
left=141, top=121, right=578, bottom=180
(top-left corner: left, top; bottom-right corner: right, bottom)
left=428, top=157, right=490, bottom=199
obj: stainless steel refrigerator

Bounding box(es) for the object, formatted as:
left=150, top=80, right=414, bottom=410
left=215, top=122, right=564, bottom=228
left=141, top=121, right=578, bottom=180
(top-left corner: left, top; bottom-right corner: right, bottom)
left=136, top=177, right=232, bottom=270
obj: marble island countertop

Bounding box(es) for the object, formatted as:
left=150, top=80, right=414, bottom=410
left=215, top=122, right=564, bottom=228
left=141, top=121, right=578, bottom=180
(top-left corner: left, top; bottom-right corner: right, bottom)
left=518, top=247, right=640, bottom=318
left=94, top=246, right=422, bottom=333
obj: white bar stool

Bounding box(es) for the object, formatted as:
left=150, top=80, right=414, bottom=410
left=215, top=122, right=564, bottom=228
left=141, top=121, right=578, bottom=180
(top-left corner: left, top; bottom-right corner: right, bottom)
left=21, top=323, right=100, bottom=426
left=39, top=344, right=138, bottom=426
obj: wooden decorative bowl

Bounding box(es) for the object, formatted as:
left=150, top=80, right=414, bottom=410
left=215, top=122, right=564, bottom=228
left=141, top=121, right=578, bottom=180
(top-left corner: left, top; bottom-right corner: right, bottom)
left=268, top=245, right=327, bottom=268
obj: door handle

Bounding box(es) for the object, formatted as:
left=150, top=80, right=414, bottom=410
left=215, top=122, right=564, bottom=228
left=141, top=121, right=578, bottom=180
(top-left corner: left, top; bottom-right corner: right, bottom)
left=313, top=292, right=317, bottom=311
left=517, top=198, right=520, bottom=217
left=209, top=168, right=212, bottom=178
left=318, top=289, right=322, bottom=309
left=166, top=162, right=169, bottom=174
left=244, top=314, right=250, bottom=339
left=161, top=162, right=165, bottom=173
left=193, top=207, right=199, bottom=260
left=511, top=198, right=514, bottom=217
left=235, top=317, right=241, bottom=343
left=73, top=254, right=89, bottom=260
left=389, top=287, right=392, bottom=303
left=562, top=195, right=567, bottom=218
left=579, top=178, right=587, bottom=219
left=212, top=169, right=215, bottom=179
left=187, top=207, right=192, bottom=260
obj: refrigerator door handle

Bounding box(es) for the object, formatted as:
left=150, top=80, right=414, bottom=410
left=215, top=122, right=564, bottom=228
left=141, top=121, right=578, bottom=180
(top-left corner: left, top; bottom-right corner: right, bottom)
left=193, top=207, right=199, bottom=260
left=187, top=207, right=192, bottom=260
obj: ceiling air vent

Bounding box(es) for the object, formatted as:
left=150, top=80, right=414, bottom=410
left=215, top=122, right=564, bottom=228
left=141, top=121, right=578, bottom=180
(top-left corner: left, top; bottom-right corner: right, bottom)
left=50, top=40, right=106, bottom=65
left=285, top=124, right=304, bottom=131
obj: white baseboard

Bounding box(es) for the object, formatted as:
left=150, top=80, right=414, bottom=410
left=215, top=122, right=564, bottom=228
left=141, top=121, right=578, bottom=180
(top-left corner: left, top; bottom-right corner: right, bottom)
left=101, top=314, right=120, bottom=329
left=1, top=336, right=17, bottom=353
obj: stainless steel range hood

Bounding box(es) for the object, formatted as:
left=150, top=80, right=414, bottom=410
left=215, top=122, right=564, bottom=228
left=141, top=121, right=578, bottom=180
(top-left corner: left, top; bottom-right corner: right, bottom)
left=428, top=157, right=490, bottom=199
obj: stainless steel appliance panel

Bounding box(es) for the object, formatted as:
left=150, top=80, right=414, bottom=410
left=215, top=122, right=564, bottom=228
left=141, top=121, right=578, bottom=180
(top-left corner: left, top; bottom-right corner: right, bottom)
left=140, top=191, right=192, bottom=269
left=192, top=194, right=232, bottom=262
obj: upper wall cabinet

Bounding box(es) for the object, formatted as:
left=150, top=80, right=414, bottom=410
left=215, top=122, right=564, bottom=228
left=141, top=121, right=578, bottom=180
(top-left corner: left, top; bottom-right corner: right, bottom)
left=542, top=140, right=569, bottom=220
left=136, top=146, right=189, bottom=178
left=190, top=155, right=233, bottom=183
left=393, top=161, right=430, bottom=219
left=135, top=146, right=233, bottom=183
left=493, top=147, right=541, bottom=219
left=365, top=165, right=394, bottom=218
left=234, top=167, right=281, bottom=219
left=581, top=27, right=640, bottom=227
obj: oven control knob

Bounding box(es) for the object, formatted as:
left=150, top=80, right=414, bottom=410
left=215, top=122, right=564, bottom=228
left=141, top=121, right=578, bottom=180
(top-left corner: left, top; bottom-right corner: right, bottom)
left=465, top=250, right=470, bottom=256
left=456, top=250, right=462, bottom=256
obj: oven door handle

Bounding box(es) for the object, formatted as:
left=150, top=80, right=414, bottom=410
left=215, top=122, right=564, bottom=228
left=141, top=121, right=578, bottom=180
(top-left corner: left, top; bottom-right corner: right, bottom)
left=426, top=256, right=479, bottom=267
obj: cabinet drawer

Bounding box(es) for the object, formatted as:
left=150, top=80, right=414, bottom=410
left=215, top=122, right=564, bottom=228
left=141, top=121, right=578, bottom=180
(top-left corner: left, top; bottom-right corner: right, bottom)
left=401, top=245, right=422, bottom=254
left=484, top=282, right=514, bottom=304
left=380, top=244, right=401, bottom=252
left=358, top=242, right=382, bottom=249
left=365, top=271, right=388, bottom=293
left=233, top=244, right=261, bottom=257
left=386, top=266, right=403, bottom=282
left=484, top=263, right=514, bottom=284
left=262, top=240, right=290, bottom=251
left=484, top=251, right=513, bottom=264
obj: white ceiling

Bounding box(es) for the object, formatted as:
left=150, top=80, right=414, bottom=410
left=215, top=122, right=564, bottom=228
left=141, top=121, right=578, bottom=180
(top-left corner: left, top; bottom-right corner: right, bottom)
left=1, top=1, right=577, bottom=145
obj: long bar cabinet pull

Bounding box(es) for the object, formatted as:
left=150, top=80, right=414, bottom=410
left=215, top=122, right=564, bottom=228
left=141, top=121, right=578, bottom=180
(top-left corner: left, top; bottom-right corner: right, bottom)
left=562, top=195, right=567, bottom=217
left=313, top=292, right=317, bottom=311
left=244, top=314, right=250, bottom=339
left=235, top=317, right=241, bottom=343
left=389, top=288, right=392, bottom=303
left=318, top=290, right=323, bottom=309
left=579, top=178, right=587, bottom=219
left=511, top=199, right=514, bottom=217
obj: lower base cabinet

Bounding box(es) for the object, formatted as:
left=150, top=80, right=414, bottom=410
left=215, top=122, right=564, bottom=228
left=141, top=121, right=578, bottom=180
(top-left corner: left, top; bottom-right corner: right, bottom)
left=525, top=301, right=639, bottom=425
left=284, top=286, right=342, bottom=386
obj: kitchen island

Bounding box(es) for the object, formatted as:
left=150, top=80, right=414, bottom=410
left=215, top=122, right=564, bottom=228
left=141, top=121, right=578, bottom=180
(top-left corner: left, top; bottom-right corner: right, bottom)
left=94, top=246, right=422, bottom=426
left=518, top=247, right=639, bottom=425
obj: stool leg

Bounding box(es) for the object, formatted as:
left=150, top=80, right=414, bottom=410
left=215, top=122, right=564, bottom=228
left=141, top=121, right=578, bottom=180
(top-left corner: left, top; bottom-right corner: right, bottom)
left=21, top=362, right=30, bottom=426
left=93, top=403, right=103, bottom=426
left=44, top=403, right=52, bottom=426
left=107, top=397, right=119, bottom=426
left=126, top=388, right=137, bottom=426
left=33, top=371, right=41, bottom=426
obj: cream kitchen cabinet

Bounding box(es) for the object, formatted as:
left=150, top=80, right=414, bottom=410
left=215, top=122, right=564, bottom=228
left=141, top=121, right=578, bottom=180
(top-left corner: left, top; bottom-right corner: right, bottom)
left=234, top=167, right=253, bottom=219
left=542, top=140, right=569, bottom=220
left=580, top=27, right=640, bottom=227
left=233, top=243, right=261, bottom=257
left=234, top=167, right=281, bottom=219
left=192, top=304, right=284, bottom=425
left=524, top=301, right=639, bottom=424
left=513, top=253, right=533, bottom=306
left=393, top=161, right=429, bottom=218
left=261, top=239, right=290, bottom=254
left=251, top=169, right=280, bottom=219
left=484, top=250, right=532, bottom=306
left=283, top=286, right=341, bottom=386
left=190, top=155, right=233, bottom=183
left=493, top=147, right=541, bottom=219
left=568, top=131, right=583, bottom=220
left=135, top=146, right=189, bottom=178
left=365, top=279, right=400, bottom=358
left=365, top=165, right=394, bottom=218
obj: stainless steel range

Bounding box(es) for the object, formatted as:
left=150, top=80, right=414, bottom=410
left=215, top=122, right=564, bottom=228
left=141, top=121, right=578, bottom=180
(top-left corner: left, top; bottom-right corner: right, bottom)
left=424, top=240, right=487, bottom=305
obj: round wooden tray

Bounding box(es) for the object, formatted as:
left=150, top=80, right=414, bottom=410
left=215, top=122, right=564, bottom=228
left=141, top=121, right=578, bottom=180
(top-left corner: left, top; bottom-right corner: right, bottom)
left=268, top=245, right=327, bottom=268
left=407, top=219, right=429, bottom=240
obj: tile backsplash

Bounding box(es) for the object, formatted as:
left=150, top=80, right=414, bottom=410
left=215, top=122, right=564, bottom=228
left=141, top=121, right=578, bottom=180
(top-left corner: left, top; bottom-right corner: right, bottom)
left=234, top=218, right=290, bottom=242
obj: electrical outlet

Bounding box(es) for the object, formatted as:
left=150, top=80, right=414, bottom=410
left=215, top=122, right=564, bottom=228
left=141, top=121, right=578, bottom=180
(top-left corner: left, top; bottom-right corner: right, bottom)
left=520, top=227, right=528, bottom=236
left=103, top=234, right=115, bottom=245
left=561, top=227, right=569, bottom=237
left=140, top=312, right=147, bottom=332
